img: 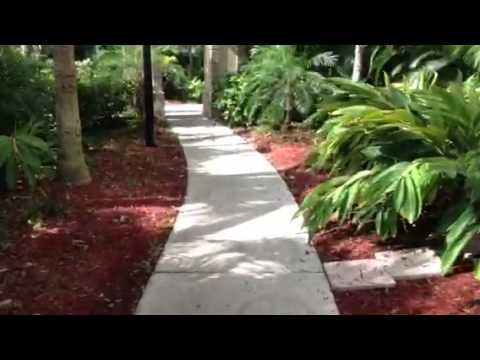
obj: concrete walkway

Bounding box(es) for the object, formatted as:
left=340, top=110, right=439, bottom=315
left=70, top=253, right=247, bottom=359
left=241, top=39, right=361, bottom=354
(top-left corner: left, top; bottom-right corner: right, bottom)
left=136, top=104, right=338, bottom=315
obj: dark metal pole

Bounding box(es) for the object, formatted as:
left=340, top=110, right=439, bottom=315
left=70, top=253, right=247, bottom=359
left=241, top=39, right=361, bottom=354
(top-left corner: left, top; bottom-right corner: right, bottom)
left=143, top=45, right=156, bottom=147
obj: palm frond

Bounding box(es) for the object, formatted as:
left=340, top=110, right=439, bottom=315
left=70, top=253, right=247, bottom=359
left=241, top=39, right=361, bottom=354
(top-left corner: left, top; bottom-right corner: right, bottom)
left=300, top=77, right=480, bottom=276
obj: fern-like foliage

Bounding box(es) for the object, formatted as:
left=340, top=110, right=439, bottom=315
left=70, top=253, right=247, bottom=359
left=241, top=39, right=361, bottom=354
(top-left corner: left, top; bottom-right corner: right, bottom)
left=368, top=45, right=480, bottom=87
left=311, top=51, right=339, bottom=68
left=299, top=76, right=480, bottom=278
left=0, top=122, right=53, bottom=190
left=237, top=46, right=326, bottom=128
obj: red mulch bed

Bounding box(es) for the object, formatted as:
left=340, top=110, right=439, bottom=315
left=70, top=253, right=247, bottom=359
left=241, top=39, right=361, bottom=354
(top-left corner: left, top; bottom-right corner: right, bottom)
left=0, top=127, right=187, bottom=314
left=238, top=127, right=480, bottom=315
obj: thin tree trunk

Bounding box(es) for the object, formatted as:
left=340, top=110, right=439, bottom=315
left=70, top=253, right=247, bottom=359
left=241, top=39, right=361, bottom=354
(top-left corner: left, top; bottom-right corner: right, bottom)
left=143, top=45, right=156, bottom=147
left=53, top=45, right=91, bottom=186
left=284, top=84, right=293, bottom=130
left=285, top=97, right=293, bottom=125
left=188, top=45, right=194, bottom=78
left=352, top=45, right=367, bottom=82
left=26, top=45, right=34, bottom=57
left=238, top=45, right=250, bottom=66
left=152, top=46, right=166, bottom=123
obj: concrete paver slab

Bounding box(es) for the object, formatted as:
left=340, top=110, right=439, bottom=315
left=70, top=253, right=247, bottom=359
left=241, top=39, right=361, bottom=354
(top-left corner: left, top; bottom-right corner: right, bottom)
left=324, top=259, right=396, bottom=291
left=375, top=248, right=442, bottom=281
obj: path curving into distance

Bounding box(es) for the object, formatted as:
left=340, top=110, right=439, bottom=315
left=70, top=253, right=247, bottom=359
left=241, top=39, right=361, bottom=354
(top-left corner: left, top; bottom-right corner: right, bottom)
left=136, top=104, right=338, bottom=315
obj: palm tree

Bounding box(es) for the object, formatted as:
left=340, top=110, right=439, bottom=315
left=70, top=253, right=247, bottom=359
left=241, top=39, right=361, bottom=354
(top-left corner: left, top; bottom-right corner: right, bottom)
left=352, top=45, right=367, bottom=81
left=241, top=46, right=323, bottom=128
left=53, top=45, right=91, bottom=185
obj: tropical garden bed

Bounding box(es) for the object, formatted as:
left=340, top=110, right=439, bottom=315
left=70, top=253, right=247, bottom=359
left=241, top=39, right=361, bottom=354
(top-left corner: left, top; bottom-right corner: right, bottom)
left=238, top=127, right=480, bottom=315
left=0, top=126, right=187, bottom=314
left=0, top=45, right=201, bottom=314
left=4, top=44, right=480, bottom=315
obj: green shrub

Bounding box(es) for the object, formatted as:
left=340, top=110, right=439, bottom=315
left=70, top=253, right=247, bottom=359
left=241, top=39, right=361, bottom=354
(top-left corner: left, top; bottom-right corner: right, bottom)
left=76, top=58, right=135, bottom=131
left=299, top=77, right=480, bottom=278
left=367, top=45, right=480, bottom=86
left=155, top=51, right=189, bottom=101
left=214, top=46, right=332, bottom=129
left=213, top=73, right=249, bottom=126
left=0, top=46, right=136, bottom=191
left=0, top=123, right=53, bottom=191
left=0, top=48, right=55, bottom=191
left=0, top=47, right=55, bottom=138
left=240, top=46, right=324, bottom=128
left=187, top=77, right=204, bottom=102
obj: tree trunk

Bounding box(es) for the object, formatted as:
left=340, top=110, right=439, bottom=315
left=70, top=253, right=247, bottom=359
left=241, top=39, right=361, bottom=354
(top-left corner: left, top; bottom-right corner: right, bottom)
left=26, top=45, right=37, bottom=57
left=352, top=45, right=367, bottom=82
left=53, top=45, right=91, bottom=186
left=238, top=45, right=250, bottom=66
left=188, top=45, right=194, bottom=78
left=284, top=85, right=293, bottom=130
left=143, top=45, right=156, bottom=147
left=152, top=46, right=166, bottom=123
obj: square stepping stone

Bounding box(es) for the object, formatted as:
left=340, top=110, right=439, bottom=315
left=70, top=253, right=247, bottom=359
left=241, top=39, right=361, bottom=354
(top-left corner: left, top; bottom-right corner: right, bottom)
left=374, top=248, right=441, bottom=281
left=324, top=259, right=396, bottom=291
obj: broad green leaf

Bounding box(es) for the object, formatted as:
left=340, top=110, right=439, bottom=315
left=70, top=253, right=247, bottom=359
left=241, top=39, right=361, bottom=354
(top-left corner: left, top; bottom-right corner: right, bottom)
left=4, top=155, right=17, bottom=190
left=399, top=175, right=422, bottom=224
left=0, top=136, right=13, bottom=167
left=16, top=134, right=49, bottom=153
left=394, top=178, right=407, bottom=212
left=442, top=224, right=480, bottom=275
left=445, top=205, right=477, bottom=245
left=474, top=260, right=480, bottom=280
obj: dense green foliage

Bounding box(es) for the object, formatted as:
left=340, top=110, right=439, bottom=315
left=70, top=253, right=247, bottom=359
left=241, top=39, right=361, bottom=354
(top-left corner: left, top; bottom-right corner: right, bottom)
left=0, top=47, right=54, bottom=138
left=214, top=46, right=327, bottom=129
left=214, top=45, right=480, bottom=130
left=4, top=44, right=480, bottom=280
left=0, top=47, right=55, bottom=191
left=0, top=122, right=53, bottom=191
left=76, top=53, right=135, bottom=131
left=298, top=75, right=480, bottom=277
left=0, top=45, right=204, bottom=192
left=214, top=73, right=249, bottom=126
left=0, top=46, right=140, bottom=191
left=367, top=45, right=480, bottom=86
left=186, top=77, right=204, bottom=102
left=212, top=44, right=480, bottom=278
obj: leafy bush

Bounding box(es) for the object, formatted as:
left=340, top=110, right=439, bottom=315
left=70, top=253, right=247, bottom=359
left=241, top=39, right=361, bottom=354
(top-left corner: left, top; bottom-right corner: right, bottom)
left=299, top=77, right=480, bottom=278
left=0, top=46, right=55, bottom=138
left=0, top=123, right=53, bottom=191
left=186, top=77, right=204, bottom=102
left=367, top=45, right=480, bottom=86
left=303, top=72, right=439, bottom=131
left=76, top=57, right=135, bottom=131
left=0, top=46, right=137, bottom=191
left=213, top=73, right=249, bottom=126
left=214, top=46, right=327, bottom=129
left=241, top=46, right=324, bottom=128
left=0, top=47, right=55, bottom=191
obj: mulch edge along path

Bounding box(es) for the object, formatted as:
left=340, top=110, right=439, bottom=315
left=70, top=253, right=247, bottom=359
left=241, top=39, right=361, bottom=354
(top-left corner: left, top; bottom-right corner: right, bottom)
left=237, top=127, right=480, bottom=315
left=0, top=125, right=187, bottom=315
